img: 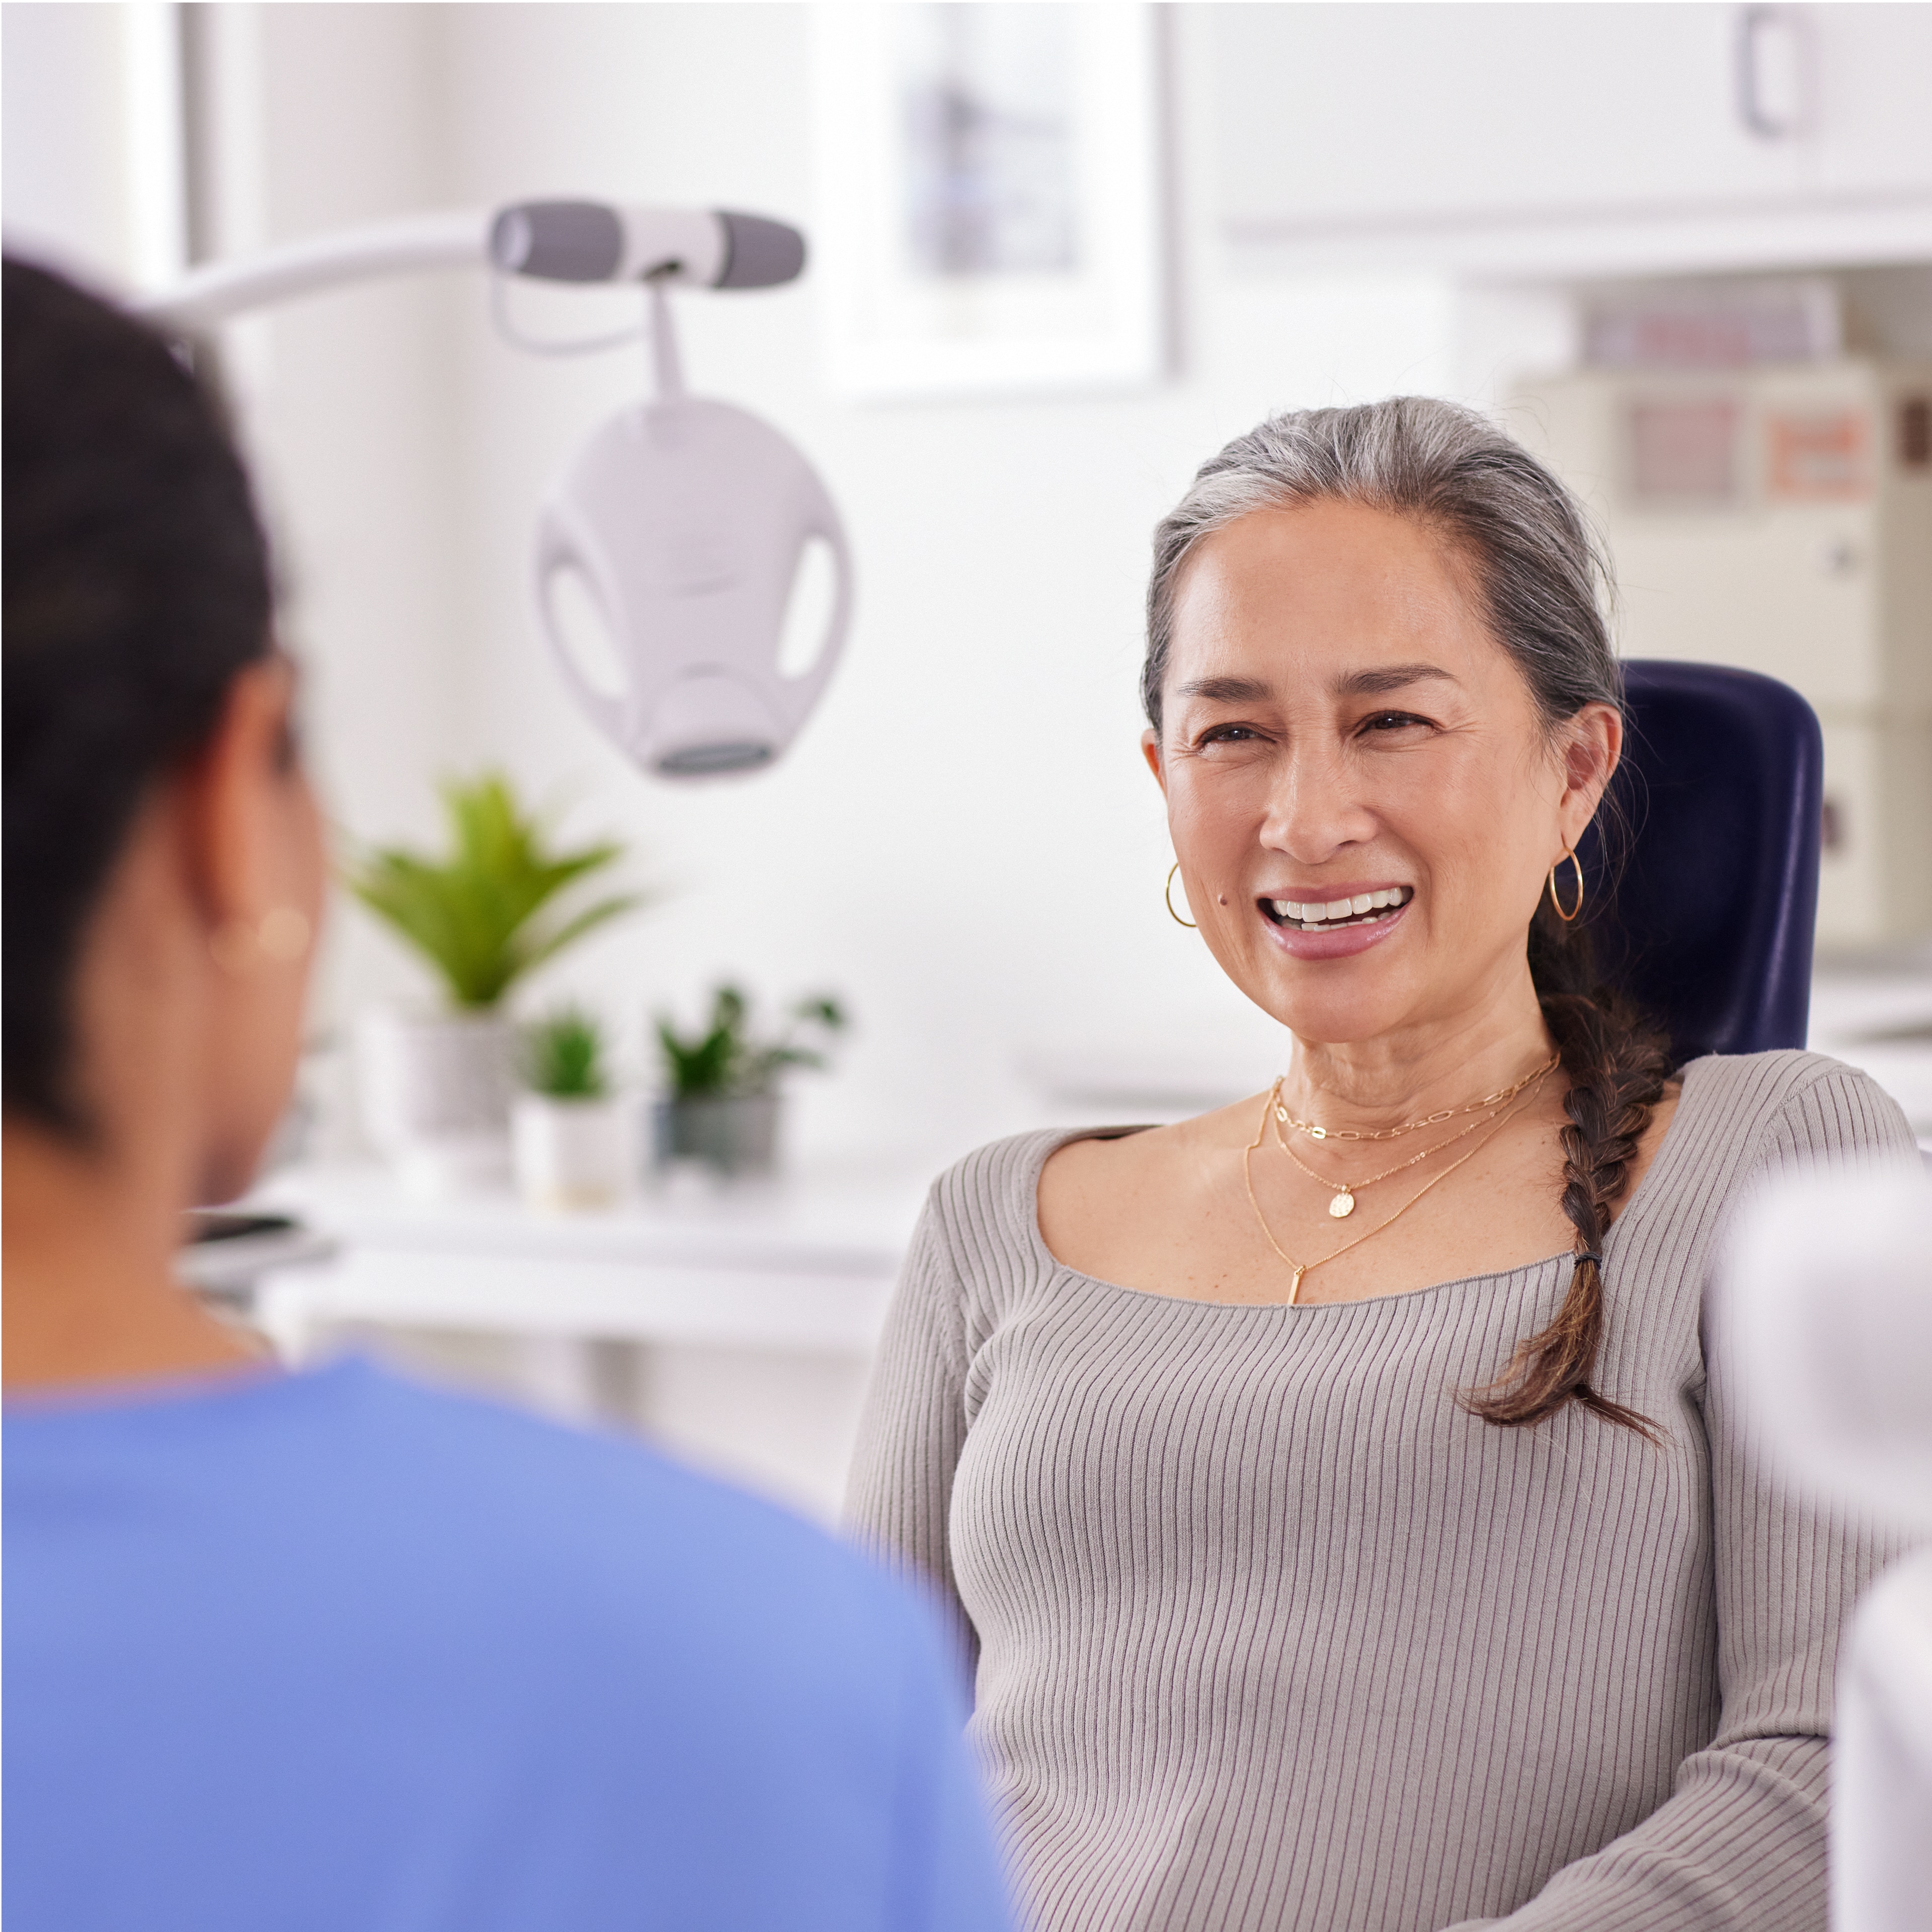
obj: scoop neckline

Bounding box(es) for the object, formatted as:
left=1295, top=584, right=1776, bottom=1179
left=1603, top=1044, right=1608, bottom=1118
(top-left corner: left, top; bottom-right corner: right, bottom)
left=1023, top=1058, right=1704, bottom=1315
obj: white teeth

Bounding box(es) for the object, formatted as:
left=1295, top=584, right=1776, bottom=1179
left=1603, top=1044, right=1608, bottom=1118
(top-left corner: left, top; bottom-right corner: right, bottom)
left=1271, top=888, right=1411, bottom=928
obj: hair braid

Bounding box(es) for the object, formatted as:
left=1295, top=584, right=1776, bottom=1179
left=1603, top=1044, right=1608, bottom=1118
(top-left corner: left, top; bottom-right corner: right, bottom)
left=1460, top=908, right=1674, bottom=1441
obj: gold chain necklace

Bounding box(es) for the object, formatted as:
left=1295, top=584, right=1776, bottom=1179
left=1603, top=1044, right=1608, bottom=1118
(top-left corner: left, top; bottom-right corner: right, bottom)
left=1273, top=1053, right=1559, bottom=1144
left=1242, top=1075, right=1548, bottom=1303
left=1269, top=1086, right=1514, bottom=1220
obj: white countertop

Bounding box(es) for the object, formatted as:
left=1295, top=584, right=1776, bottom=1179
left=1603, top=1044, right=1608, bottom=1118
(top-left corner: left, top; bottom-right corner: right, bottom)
left=244, top=1160, right=938, bottom=1359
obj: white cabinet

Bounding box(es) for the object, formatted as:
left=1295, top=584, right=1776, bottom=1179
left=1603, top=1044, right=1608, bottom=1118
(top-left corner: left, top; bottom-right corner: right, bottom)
left=1212, top=3, right=1932, bottom=275
left=1811, top=6, right=1932, bottom=199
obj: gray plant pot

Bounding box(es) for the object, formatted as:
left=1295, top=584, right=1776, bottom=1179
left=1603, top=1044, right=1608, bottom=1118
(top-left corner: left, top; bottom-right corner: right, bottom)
left=651, top=1092, right=782, bottom=1176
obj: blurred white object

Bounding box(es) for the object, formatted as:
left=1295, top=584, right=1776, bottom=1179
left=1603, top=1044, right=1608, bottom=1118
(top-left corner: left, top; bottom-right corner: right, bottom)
left=1724, top=1170, right=1932, bottom=1525
left=1719, top=1168, right=1932, bottom=1932
left=137, top=200, right=847, bottom=784
left=533, top=286, right=851, bottom=779
left=511, top=1093, right=632, bottom=1212
left=1836, top=1551, right=1932, bottom=1932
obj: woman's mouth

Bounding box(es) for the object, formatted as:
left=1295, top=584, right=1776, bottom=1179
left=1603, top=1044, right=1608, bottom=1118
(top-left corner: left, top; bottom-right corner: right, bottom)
left=1260, top=886, right=1413, bottom=932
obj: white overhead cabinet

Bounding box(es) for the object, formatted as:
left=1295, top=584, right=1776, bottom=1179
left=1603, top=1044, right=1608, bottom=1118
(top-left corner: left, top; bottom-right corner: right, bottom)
left=1212, top=4, right=1932, bottom=276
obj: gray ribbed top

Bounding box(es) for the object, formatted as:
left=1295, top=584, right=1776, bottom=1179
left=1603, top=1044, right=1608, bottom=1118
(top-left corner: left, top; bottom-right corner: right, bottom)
left=846, top=1051, right=1920, bottom=1932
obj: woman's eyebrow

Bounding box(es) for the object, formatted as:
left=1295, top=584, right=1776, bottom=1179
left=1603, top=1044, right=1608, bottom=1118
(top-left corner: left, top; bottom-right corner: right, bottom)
left=1333, top=663, right=1458, bottom=697
left=1175, top=675, right=1273, bottom=703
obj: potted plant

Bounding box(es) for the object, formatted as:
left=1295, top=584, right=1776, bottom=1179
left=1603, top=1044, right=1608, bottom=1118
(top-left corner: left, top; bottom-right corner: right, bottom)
left=344, top=772, right=644, bottom=1194
left=653, top=985, right=847, bottom=1177
left=512, top=1006, right=630, bottom=1211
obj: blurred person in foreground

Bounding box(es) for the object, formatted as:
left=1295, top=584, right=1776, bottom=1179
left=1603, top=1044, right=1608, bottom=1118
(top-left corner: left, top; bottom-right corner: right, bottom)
left=1, top=257, right=1013, bottom=1932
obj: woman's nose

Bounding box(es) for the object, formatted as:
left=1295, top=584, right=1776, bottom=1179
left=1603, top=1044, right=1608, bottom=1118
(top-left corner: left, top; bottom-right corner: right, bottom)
left=1257, top=747, right=1378, bottom=863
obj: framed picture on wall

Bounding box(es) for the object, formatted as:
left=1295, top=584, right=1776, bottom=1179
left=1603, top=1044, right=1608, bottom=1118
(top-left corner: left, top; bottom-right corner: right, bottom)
left=812, top=2, right=1164, bottom=400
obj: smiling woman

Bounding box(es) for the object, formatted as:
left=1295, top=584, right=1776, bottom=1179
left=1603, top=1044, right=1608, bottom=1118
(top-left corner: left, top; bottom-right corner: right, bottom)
left=848, top=398, right=1921, bottom=1932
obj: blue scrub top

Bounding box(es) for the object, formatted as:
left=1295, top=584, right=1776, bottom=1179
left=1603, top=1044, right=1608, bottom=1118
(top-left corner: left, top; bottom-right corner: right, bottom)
left=4, top=1355, right=1013, bottom=1931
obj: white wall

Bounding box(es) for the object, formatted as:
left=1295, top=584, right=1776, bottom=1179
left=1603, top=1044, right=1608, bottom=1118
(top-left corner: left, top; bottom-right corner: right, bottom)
left=2, top=2, right=182, bottom=290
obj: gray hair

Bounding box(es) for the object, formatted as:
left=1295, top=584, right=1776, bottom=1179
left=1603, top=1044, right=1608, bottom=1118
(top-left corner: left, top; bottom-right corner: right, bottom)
left=1142, top=396, right=1620, bottom=738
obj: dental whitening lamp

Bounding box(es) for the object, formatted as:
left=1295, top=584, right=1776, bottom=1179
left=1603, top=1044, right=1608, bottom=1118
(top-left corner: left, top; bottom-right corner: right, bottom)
left=139, top=202, right=852, bottom=779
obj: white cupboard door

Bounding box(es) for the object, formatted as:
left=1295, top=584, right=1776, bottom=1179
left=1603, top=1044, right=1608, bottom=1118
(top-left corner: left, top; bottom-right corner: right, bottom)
left=1214, top=2, right=1808, bottom=244
left=1809, top=5, right=1932, bottom=199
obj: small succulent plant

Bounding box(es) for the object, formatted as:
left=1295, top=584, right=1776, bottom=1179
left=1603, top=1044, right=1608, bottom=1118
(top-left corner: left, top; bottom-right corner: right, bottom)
left=656, top=986, right=848, bottom=1100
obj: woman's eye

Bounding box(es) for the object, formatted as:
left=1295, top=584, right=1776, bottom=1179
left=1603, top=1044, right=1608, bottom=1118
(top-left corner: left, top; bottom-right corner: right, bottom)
left=1361, top=711, right=1429, bottom=735
left=1197, top=724, right=1258, bottom=747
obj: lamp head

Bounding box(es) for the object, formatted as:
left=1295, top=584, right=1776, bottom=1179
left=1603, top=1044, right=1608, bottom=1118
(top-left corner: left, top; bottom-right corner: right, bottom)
left=533, top=382, right=852, bottom=782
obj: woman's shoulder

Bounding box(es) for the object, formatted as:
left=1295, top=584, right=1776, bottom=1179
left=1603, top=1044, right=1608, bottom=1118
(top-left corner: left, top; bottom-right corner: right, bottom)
left=1675, top=1049, right=1917, bottom=1162
left=923, top=1124, right=1155, bottom=1252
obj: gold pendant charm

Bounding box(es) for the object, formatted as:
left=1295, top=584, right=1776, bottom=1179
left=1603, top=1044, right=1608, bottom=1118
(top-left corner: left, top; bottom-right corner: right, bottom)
left=1329, top=1190, right=1355, bottom=1219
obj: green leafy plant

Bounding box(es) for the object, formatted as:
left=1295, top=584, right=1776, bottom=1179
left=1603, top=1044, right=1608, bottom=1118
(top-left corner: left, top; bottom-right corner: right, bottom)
left=344, top=772, right=645, bottom=1009
left=656, top=985, right=848, bottom=1101
left=523, top=1006, right=609, bottom=1099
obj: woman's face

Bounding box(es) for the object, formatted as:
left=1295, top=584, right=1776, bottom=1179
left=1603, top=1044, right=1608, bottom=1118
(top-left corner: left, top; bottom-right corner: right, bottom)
left=1148, top=499, right=1617, bottom=1050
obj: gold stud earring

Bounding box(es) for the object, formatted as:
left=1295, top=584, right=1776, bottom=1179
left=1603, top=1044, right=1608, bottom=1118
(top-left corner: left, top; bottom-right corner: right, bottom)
left=1547, top=848, right=1584, bottom=923
left=210, top=907, right=313, bottom=973
left=1165, top=862, right=1198, bottom=929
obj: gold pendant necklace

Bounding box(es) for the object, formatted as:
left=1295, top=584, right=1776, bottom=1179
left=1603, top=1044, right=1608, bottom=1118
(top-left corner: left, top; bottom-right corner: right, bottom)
left=1241, top=1075, right=1548, bottom=1303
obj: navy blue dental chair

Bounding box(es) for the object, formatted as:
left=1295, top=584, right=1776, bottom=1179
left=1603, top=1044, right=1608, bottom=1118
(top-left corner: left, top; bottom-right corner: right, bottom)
left=1574, top=660, right=1824, bottom=1065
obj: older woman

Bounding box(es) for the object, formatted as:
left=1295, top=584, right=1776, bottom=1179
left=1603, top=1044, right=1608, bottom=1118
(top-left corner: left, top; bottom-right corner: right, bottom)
left=847, top=399, right=1918, bottom=1932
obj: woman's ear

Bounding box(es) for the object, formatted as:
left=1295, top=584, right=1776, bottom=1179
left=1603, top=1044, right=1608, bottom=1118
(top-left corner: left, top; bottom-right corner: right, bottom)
left=180, top=657, right=308, bottom=934
left=1558, top=701, right=1622, bottom=845
left=1142, top=728, right=1167, bottom=796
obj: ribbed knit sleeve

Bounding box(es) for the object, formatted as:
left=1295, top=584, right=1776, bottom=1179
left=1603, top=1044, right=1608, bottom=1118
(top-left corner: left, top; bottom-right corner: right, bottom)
left=1441, top=1064, right=1921, bottom=1932
left=847, top=1186, right=979, bottom=1673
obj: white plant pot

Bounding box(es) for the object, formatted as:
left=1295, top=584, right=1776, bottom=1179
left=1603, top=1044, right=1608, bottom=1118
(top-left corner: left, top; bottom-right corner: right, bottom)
left=356, top=1007, right=515, bottom=1197
left=512, top=1093, right=631, bottom=1211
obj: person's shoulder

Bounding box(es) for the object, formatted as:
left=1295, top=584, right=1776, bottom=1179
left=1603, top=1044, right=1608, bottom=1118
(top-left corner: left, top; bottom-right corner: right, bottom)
left=1677, top=1049, right=1916, bottom=1156
left=300, top=1360, right=934, bottom=1662
left=924, top=1123, right=1155, bottom=1249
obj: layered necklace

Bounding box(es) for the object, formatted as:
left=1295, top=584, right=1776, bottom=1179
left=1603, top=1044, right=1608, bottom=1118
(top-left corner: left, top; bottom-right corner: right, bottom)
left=1242, top=1056, right=1559, bottom=1303
left=1272, top=1053, right=1559, bottom=1220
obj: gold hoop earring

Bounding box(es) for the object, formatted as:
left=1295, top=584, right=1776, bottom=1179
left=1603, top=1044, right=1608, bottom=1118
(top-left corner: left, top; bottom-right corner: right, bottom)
left=1164, top=862, right=1198, bottom=929
left=1547, top=848, right=1584, bottom=924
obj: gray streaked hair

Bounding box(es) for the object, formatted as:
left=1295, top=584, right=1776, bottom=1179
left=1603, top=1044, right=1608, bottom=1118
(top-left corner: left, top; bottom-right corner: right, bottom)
left=1141, top=396, right=1620, bottom=738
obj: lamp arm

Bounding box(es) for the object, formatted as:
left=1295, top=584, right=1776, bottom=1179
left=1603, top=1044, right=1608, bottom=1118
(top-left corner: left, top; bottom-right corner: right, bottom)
left=136, top=203, right=804, bottom=333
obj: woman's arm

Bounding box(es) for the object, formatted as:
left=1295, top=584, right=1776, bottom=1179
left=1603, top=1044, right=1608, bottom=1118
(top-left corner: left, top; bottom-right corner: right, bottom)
left=1442, top=1065, right=1923, bottom=1932
left=846, top=1190, right=980, bottom=1678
